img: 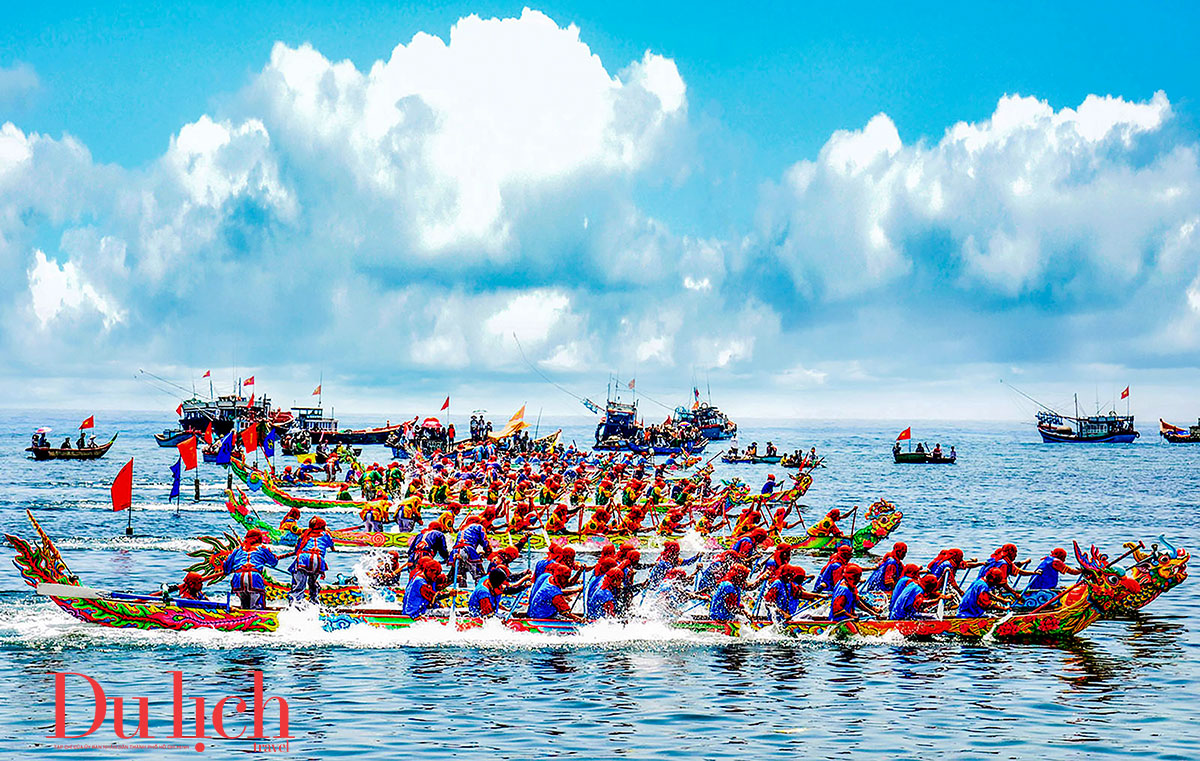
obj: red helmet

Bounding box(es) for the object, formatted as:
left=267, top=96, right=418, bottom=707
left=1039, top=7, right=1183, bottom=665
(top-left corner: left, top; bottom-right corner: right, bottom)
left=308, top=516, right=326, bottom=530
left=836, top=545, right=853, bottom=560
left=841, top=563, right=863, bottom=581
left=902, top=563, right=920, bottom=578
left=985, top=567, right=1007, bottom=584
left=1051, top=548, right=1067, bottom=560
left=892, top=542, right=908, bottom=559
left=828, top=508, right=841, bottom=520
left=725, top=564, right=750, bottom=584
left=919, top=575, right=939, bottom=592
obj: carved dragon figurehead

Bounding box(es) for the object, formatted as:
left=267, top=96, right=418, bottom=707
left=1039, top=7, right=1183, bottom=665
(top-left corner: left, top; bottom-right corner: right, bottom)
left=185, top=531, right=242, bottom=578
left=1105, top=538, right=1190, bottom=616
left=5, top=510, right=75, bottom=588
left=1074, top=541, right=1150, bottom=616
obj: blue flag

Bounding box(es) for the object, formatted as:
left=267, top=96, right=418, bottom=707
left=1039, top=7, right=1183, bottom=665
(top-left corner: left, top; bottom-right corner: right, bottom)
left=215, top=431, right=234, bottom=465
left=169, top=458, right=182, bottom=500
left=263, top=429, right=277, bottom=458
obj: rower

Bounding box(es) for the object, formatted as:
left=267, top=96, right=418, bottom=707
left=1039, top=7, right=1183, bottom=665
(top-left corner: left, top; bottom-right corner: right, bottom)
left=646, top=540, right=701, bottom=586
left=408, top=521, right=451, bottom=567
left=468, top=568, right=510, bottom=618
left=394, top=496, right=422, bottom=532
left=289, top=517, right=335, bottom=603
left=582, top=507, right=612, bottom=535
left=278, top=507, right=303, bottom=542
left=586, top=569, right=625, bottom=619
left=829, top=563, right=880, bottom=621
left=978, top=543, right=1036, bottom=594
left=453, top=518, right=493, bottom=584
left=177, top=572, right=209, bottom=601
left=758, top=470, right=777, bottom=494
left=807, top=508, right=845, bottom=538
left=887, top=564, right=921, bottom=608
left=812, top=545, right=853, bottom=594
left=222, top=529, right=278, bottom=610
left=528, top=565, right=581, bottom=621
left=403, top=559, right=442, bottom=618
left=864, top=542, right=908, bottom=593
left=763, top=565, right=821, bottom=622
left=890, top=574, right=943, bottom=620
left=765, top=442, right=777, bottom=457
left=958, top=567, right=1009, bottom=617
left=359, top=500, right=389, bottom=533
left=927, top=548, right=971, bottom=594
left=1025, top=548, right=1082, bottom=591
left=708, top=564, right=752, bottom=621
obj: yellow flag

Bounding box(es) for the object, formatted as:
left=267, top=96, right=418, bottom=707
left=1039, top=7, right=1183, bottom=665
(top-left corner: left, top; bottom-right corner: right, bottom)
left=509, top=405, right=526, bottom=423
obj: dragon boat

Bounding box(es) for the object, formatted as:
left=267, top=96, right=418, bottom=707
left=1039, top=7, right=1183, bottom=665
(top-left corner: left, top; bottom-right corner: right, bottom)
left=225, top=487, right=892, bottom=556
left=8, top=512, right=1176, bottom=642
left=230, top=457, right=387, bottom=513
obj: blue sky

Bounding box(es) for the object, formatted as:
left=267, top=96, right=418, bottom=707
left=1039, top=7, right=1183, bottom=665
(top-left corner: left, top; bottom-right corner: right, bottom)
left=2, top=3, right=1199, bottom=419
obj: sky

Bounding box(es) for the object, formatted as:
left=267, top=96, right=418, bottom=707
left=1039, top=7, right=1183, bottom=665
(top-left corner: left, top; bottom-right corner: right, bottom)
left=2, top=2, right=1199, bottom=422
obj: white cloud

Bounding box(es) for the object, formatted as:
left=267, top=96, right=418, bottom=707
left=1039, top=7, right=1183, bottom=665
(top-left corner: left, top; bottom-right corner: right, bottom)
left=27, top=250, right=123, bottom=328
left=246, top=8, right=684, bottom=253
left=0, top=62, right=39, bottom=106
left=485, top=289, right=571, bottom=343
left=761, top=91, right=1200, bottom=300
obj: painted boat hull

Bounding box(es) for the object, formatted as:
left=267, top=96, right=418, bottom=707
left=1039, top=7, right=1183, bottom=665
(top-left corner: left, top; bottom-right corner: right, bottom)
left=154, top=430, right=195, bottom=447
left=26, top=434, right=117, bottom=461
left=1038, top=427, right=1139, bottom=443
left=893, top=452, right=956, bottom=464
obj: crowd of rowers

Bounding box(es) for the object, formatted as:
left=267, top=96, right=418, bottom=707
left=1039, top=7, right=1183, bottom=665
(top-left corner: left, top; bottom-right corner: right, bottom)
left=176, top=497, right=1080, bottom=625
left=266, top=448, right=820, bottom=542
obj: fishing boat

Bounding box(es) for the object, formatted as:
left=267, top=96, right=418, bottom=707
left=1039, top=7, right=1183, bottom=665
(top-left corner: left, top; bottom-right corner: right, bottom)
left=322, top=423, right=406, bottom=446
left=9, top=511, right=1178, bottom=642
left=1032, top=392, right=1138, bottom=443
left=1160, top=418, right=1200, bottom=443
left=26, top=433, right=117, bottom=461
left=154, top=429, right=194, bottom=447
left=180, top=391, right=274, bottom=437
left=672, top=402, right=737, bottom=440
left=892, top=445, right=956, bottom=464
left=722, top=453, right=782, bottom=465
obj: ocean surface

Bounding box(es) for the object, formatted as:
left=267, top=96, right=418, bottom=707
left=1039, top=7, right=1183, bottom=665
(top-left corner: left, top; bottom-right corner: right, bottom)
left=0, top=410, right=1197, bottom=760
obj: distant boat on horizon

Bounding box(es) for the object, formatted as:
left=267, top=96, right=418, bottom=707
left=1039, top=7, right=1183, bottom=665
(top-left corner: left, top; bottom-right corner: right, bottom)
left=1035, top=393, right=1138, bottom=443
left=1160, top=418, right=1200, bottom=443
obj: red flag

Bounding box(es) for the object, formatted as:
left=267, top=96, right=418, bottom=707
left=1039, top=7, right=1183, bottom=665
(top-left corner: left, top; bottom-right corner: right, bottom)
left=177, top=436, right=198, bottom=471
left=111, top=459, right=133, bottom=512
left=244, top=376, right=255, bottom=386
left=79, top=415, right=94, bottom=430
left=441, top=396, right=450, bottom=411
left=204, top=422, right=213, bottom=445
left=242, top=425, right=258, bottom=453
left=175, top=404, right=183, bottom=417
left=202, top=370, right=211, bottom=378
left=897, top=427, right=912, bottom=441
left=312, top=385, right=321, bottom=396
left=628, top=378, right=635, bottom=390
left=1120, top=386, right=1130, bottom=400
left=247, top=392, right=255, bottom=408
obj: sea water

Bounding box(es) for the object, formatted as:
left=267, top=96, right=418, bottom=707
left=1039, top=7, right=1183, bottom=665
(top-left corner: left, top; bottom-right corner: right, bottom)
left=0, top=411, right=1197, bottom=759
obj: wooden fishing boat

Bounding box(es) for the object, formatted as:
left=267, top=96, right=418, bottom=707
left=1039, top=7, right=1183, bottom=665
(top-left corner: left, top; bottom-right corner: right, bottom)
left=1160, top=418, right=1200, bottom=443
left=893, top=450, right=956, bottom=464
left=26, top=434, right=117, bottom=461
left=721, top=454, right=782, bottom=465
left=322, top=423, right=406, bottom=446
left=154, top=429, right=194, bottom=447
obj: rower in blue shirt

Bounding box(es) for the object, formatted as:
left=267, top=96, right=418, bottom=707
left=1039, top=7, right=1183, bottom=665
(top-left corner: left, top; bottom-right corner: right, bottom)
left=289, top=517, right=335, bottom=603
left=222, top=529, right=278, bottom=610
